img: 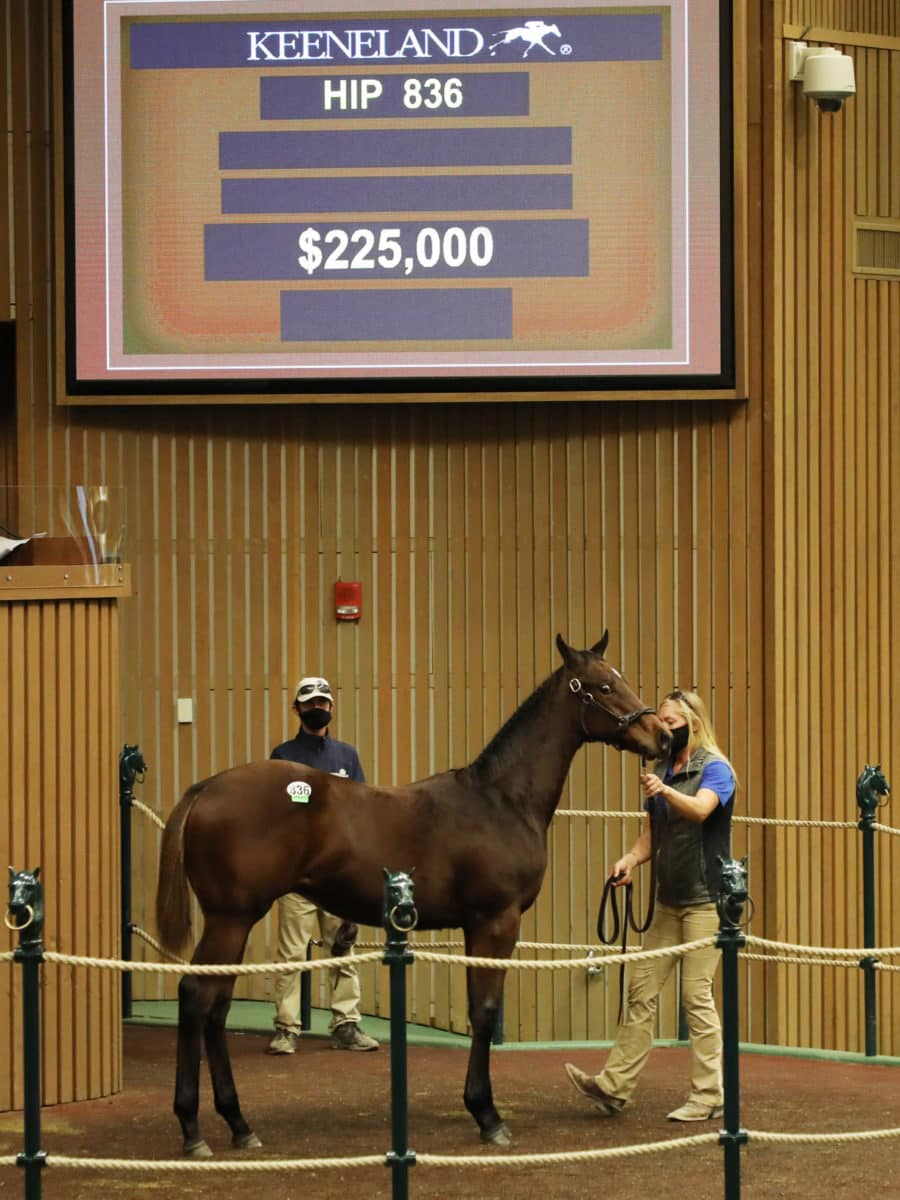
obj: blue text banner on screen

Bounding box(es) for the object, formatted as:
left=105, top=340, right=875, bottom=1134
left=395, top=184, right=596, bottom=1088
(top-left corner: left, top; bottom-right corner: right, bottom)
left=204, top=220, right=590, bottom=281
left=260, top=72, right=531, bottom=119
left=221, top=174, right=573, bottom=215
left=281, top=288, right=513, bottom=341
left=129, top=15, right=663, bottom=69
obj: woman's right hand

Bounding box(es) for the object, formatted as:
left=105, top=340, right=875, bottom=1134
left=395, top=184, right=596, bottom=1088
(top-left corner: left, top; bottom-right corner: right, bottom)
left=609, top=854, right=633, bottom=887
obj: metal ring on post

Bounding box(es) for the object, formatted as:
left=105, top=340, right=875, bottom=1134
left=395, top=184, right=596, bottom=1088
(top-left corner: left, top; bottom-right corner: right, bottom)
left=389, top=904, right=418, bottom=932
left=4, top=905, right=34, bottom=931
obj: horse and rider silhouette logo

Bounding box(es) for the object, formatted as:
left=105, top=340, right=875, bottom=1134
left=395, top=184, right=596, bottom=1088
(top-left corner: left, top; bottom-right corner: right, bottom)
left=489, top=20, right=564, bottom=58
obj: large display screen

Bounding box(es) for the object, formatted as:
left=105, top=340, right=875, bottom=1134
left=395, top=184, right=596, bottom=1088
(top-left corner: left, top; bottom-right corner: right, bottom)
left=61, top=0, right=734, bottom=398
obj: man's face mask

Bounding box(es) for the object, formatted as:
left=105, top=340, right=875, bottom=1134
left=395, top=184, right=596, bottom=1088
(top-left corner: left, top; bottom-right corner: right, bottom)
left=302, top=707, right=332, bottom=731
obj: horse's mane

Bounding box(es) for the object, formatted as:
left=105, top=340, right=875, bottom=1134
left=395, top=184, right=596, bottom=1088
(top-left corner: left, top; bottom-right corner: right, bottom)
left=465, top=671, right=559, bottom=781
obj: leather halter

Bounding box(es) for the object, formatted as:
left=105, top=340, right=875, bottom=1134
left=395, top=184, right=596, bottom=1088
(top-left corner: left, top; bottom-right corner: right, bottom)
left=568, top=677, right=656, bottom=745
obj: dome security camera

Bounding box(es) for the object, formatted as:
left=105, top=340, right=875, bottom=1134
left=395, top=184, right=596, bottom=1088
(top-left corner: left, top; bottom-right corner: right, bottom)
left=788, top=42, right=856, bottom=112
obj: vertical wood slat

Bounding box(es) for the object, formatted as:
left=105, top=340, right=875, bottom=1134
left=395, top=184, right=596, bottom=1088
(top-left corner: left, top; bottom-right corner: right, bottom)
left=0, top=596, right=122, bottom=1112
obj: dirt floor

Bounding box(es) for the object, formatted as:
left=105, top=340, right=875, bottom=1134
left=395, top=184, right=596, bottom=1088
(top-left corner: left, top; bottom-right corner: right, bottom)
left=1, top=1026, right=898, bottom=1200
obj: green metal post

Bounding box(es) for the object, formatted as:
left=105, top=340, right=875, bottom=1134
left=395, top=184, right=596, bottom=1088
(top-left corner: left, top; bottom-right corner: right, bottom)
left=717, top=857, right=749, bottom=1200
left=300, top=942, right=312, bottom=1031
left=382, top=871, right=418, bottom=1200
left=119, top=744, right=147, bottom=1020
left=856, top=764, right=890, bottom=1057
left=10, top=869, right=47, bottom=1200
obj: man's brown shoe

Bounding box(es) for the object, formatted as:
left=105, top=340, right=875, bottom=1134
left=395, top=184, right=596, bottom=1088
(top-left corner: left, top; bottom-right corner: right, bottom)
left=564, top=1062, right=625, bottom=1115
left=330, top=1022, right=380, bottom=1051
left=667, top=1101, right=724, bottom=1122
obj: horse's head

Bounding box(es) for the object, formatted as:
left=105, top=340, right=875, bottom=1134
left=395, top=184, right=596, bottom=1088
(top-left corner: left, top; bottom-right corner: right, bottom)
left=6, top=866, right=44, bottom=937
left=382, top=868, right=418, bottom=933
left=857, top=763, right=890, bottom=816
left=119, top=743, right=147, bottom=791
left=716, top=855, right=749, bottom=927
left=556, top=632, right=671, bottom=760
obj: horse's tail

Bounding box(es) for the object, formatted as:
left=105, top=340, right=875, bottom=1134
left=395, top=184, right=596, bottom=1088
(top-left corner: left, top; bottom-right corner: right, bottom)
left=155, top=781, right=206, bottom=954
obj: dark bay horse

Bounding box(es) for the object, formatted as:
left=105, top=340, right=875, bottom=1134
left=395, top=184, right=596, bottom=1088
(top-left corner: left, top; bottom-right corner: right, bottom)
left=155, top=632, right=670, bottom=1156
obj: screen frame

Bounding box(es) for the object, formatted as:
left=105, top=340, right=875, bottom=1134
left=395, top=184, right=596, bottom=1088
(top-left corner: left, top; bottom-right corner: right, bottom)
left=56, top=0, right=740, bottom=405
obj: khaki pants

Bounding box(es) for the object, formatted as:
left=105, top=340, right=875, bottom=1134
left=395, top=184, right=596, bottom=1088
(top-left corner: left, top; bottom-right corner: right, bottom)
left=598, top=901, right=723, bottom=1107
left=272, top=892, right=362, bottom=1035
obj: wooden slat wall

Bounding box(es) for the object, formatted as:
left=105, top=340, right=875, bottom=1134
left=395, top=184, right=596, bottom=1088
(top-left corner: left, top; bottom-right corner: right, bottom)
left=0, top=597, right=122, bottom=1111
left=769, top=0, right=900, bottom=1053
left=117, top=398, right=762, bottom=1044
left=784, top=0, right=900, bottom=37
left=3, top=0, right=898, bottom=1087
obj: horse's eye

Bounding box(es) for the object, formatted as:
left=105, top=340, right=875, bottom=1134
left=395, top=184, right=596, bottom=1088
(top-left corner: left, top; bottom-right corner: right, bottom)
left=599, top=683, right=612, bottom=695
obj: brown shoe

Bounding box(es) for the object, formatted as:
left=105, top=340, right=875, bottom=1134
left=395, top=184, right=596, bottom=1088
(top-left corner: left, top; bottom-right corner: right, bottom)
left=564, top=1062, right=625, bottom=1115
left=267, top=1030, right=298, bottom=1055
left=330, top=1023, right=380, bottom=1051
left=667, top=1101, right=724, bottom=1122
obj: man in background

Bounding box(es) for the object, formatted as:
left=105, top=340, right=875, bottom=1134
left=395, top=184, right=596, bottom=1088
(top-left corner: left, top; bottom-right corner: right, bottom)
left=267, top=675, right=379, bottom=1053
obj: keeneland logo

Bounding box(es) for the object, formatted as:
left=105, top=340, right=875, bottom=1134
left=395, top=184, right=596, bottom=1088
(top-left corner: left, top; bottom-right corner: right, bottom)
left=246, top=26, right=486, bottom=61
left=245, top=19, right=567, bottom=62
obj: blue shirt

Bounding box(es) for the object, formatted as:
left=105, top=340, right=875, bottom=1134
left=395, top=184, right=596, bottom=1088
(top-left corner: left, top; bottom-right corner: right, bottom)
left=664, top=757, right=735, bottom=806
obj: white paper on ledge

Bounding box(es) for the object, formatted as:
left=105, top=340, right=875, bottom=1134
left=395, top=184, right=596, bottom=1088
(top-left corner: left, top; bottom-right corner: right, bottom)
left=0, top=532, right=47, bottom=561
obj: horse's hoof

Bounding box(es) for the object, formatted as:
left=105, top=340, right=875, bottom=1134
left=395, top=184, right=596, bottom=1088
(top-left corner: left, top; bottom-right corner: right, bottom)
left=481, top=1122, right=512, bottom=1146
left=183, top=1139, right=213, bottom=1159
left=232, top=1131, right=262, bottom=1150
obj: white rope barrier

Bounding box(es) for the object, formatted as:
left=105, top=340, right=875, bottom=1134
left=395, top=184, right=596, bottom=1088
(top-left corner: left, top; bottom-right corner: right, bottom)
left=40, top=949, right=385, bottom=975
left=554, top=809, right=862, bottom=829
left=355, top=939, right=628, bottom=953
left=750, top=1127, right=900, bottom=1145
left=556, top=809, right=643, bottom=818
left=27, top=938, right=715, bottom=977
left=553, top=810, right=900, bottom=833
left=0, top=1134, right=717, bottom=1171
left=5, top=1153, right=385, bottom=1172
left=130, top=793, right=896, bottom=837
left=743, top=952, right=862, bottom=968
left=9, top=935, right=900, bottom=976
left=745, top=935, right=900, bottom=959
left=130, top=798, right=165, bottom=830
left=412, top=1132, right=719, bottom=1167
left=409, top=939, right=716, bottom=970
left=131, top=925, right=188, bottom=962
left=4, top=1124, right=899, bottom=1175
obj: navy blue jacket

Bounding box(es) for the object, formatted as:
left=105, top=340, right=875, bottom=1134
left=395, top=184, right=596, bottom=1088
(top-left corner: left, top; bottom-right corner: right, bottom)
left=270, top=727, right=366, bottom=782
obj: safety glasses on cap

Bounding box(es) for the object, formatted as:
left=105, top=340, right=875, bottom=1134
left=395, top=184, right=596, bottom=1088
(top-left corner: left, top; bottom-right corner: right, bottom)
left=295, top=677, right=332, bottom=701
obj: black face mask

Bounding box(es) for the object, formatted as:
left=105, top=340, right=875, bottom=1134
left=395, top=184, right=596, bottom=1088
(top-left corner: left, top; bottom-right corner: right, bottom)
left=669, top=724, right=690, bottom=755
left=301, top=707, right=331, bottom=732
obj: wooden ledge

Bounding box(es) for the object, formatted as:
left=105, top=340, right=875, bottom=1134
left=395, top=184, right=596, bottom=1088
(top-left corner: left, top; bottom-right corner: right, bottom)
left=0, top=563, right=132, bottom=601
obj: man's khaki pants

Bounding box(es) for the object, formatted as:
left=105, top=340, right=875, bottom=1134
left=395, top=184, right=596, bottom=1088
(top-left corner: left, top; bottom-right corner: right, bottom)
left=597, top=901, right=723, bottom=1107
left=272, top=892, right=362, bottom=1035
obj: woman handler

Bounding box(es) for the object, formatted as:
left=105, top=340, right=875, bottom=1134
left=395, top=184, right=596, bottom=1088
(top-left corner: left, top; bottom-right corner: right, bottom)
left=565, top=689, right=736, bottom=1122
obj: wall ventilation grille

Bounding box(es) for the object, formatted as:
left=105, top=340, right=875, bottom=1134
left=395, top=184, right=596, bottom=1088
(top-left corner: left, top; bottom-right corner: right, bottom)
left=854, top=221, right=900, bottom=278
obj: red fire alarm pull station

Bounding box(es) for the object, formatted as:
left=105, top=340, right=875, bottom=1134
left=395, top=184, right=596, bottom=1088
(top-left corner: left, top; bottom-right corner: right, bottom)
left=335, top=580, right=362, bottom=621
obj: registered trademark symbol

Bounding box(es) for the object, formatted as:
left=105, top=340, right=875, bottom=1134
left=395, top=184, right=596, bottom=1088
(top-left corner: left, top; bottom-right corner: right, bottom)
left=560, top=43, right=572, bottom=55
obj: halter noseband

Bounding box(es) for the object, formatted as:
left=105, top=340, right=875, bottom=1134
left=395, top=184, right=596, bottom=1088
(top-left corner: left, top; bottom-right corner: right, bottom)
left=568, top=677, right=656, bottom=744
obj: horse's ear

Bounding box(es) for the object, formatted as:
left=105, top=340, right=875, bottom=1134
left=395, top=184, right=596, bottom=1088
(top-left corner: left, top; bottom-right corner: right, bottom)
left=7, top=866, right=13, bottom=880
left=383, top=867, right=390, bottom=880
left=33, top=867, right=41, bottom=879
left=555, top=633, right=573, bottom=662
left=590, top=630, right=610, bottom=657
